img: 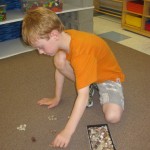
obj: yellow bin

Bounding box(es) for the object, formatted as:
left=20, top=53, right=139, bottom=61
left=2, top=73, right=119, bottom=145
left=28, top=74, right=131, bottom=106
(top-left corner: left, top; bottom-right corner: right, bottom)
left=125, top=14, right=142, bottom=28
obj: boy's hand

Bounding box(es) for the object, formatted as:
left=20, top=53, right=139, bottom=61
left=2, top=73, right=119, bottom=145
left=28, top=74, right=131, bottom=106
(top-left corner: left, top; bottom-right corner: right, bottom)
left=37, top=97, right=60, bottom=108
left=50, top=128, right=72, bottom=148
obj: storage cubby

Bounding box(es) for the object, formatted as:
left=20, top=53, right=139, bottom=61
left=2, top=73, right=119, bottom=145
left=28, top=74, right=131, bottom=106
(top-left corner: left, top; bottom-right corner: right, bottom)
left=125, top=13, right=142, bottom=28
left=0, top=0, right=94, bottom=59
left=93, top=0, right=123, bottom=18
left=144, top=0, right=150, bottom=16
left=122, top=0, right=150, bottom=37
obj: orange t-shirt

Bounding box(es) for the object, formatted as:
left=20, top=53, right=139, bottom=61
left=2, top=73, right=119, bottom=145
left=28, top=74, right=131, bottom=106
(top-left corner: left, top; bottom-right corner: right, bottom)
left=65, top=30, right=125, bottom=90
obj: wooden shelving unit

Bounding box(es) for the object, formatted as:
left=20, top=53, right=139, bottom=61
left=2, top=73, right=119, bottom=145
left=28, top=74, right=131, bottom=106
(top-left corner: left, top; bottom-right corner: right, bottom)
left=94, top=0, right=123, bottom=18
left=122, top=0, right=150, bottom=37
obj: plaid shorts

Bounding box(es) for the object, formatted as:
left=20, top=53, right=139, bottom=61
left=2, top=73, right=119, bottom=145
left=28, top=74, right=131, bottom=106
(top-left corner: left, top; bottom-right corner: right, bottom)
left=97, top=80, right=124, bottom=109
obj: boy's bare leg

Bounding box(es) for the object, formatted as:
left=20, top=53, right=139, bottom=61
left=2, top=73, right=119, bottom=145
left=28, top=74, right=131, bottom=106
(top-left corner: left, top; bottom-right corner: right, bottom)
left=98, top=81, right=124, bottom=123
left=54, top=50, right=75, bottom=81
left=102, top=103, right=123, bottom=123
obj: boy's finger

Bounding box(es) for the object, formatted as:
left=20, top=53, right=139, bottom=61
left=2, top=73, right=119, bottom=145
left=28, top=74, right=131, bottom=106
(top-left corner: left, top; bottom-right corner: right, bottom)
left=48, top=104, right=55, bottom=109
left=59, top=141, right=65, bottom=148
left=37, top=101, right=50, bottom=106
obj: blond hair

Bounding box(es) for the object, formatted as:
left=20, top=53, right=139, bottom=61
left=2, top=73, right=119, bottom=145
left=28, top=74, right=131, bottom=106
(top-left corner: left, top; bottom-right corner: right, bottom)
left=22, top=7, right=64, bottom=46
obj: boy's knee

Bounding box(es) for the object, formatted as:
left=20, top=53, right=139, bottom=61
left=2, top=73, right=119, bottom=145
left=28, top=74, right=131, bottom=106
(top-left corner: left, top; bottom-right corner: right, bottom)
left=103, top=103, right=123, bottom=123
left=104, top=111, right=121, bottom=123
left=54, top=51, right=66, bottom=71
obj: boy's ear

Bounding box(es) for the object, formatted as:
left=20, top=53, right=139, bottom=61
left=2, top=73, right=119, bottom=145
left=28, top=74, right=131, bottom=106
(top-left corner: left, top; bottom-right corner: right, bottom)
left=49, top=30, right=59, bottom=40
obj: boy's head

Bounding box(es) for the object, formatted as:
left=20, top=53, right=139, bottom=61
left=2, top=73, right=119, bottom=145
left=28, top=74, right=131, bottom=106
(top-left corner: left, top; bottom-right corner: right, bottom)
left=22, top=7, right=64, bottom=46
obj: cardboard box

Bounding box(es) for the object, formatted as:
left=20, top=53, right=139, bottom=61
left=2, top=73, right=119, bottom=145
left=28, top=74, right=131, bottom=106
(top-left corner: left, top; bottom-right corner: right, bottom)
left=21, top=0, right=63, bottom=12
left=127, top=1, right=144, bottom=14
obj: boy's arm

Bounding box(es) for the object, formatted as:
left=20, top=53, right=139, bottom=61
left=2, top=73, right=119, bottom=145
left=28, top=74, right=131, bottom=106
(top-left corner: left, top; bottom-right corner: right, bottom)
left=65, top=86, right=89, bottom=134
left=54, top=69, right=65, bottom=101
left=37, top=69, right=65, bottom=108
left=51, top=86, right=89, bottom=148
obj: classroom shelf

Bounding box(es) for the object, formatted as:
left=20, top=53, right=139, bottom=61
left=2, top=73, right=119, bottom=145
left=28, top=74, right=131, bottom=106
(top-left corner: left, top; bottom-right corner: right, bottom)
left=122, top=0, right=150, bottom=37
left=0, top=1, right=94, bottom=59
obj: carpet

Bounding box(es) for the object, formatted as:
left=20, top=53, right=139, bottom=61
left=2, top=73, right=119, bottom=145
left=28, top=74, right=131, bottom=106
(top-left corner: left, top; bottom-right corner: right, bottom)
left=0, top=39, right=150, bottom=150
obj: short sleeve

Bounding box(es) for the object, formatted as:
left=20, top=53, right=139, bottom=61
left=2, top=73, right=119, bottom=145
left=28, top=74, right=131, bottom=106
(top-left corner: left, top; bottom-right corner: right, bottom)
left=71, top=54, right=97, bottom=90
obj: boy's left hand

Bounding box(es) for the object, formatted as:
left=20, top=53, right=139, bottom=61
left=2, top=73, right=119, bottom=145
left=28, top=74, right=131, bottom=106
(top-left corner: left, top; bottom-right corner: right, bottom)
left=50, top=128, right=72, bottom=148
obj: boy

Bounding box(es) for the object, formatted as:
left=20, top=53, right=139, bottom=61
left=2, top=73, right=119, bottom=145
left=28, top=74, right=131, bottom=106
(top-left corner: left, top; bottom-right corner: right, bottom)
left=22, top=7, right=125, bottom=148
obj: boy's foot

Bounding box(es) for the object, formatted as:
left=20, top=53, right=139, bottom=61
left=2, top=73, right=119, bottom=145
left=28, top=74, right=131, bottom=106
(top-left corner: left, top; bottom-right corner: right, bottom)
left=87, top=83, right=98, bottom=107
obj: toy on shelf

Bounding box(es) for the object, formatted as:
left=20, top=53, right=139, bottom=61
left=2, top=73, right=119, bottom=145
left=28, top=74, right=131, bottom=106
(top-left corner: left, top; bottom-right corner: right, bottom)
left=0, top=4, right=6, bottom=22
left=21, top=0, right=63, bottom=12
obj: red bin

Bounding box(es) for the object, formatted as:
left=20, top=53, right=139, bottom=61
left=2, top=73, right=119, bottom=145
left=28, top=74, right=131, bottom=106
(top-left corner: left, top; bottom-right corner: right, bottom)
left=127, top=1, right=144, bottom=14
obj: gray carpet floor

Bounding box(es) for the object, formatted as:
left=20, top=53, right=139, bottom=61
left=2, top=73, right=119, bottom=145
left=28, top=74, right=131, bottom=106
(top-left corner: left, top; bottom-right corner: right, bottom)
left=0, top=39, right=150, bottom=150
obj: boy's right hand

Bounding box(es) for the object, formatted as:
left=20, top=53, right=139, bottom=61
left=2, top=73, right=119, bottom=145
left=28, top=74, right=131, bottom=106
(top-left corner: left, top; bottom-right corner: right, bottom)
left=37, top=97, right=60, bottom=109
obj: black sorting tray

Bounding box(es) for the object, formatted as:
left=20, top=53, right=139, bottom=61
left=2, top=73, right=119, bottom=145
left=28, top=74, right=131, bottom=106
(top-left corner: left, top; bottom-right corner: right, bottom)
left=87, top=124, right=116, bottom=150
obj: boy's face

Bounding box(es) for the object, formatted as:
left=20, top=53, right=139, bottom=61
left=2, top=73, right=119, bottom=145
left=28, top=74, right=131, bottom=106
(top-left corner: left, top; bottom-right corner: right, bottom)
left=33, top=31, right=59, bottom=56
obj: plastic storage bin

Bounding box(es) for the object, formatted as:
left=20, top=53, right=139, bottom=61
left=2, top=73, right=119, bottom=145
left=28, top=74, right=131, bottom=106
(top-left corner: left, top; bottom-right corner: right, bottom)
left=127, top=1, right=144, bottom=14
left=0, top=21, right=22, bottom=42
left=125, top=14, right=142, bottom=28
left=21, top=0, right=63, bottom=12
left=1, top=0, right=21, bottom=10
left=145, top=20, right=150, bottom=31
